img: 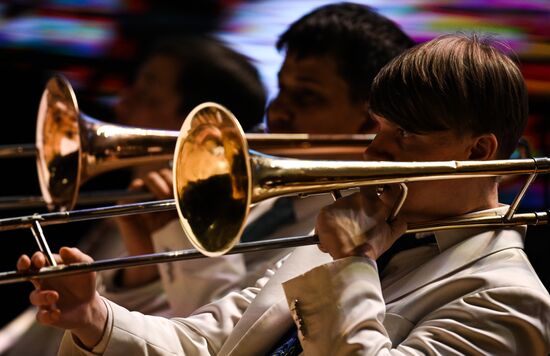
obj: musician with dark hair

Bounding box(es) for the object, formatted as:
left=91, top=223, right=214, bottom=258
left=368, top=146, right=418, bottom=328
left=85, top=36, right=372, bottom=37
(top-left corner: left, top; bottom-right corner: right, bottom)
left=104, top=34, right=267, bottom=300
left=109, top=1, right=414, bottom=319
left=268, top=2, right=413, bottom=134
left=115, top=35, right=266, bottom=133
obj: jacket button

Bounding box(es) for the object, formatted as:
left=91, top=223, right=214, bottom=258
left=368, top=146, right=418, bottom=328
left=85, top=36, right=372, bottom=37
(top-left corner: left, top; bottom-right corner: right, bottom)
left=290, top=299, right=306, bottom=338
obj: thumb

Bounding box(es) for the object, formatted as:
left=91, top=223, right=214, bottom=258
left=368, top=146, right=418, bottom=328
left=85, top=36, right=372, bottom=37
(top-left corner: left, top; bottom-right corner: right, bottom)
left=389, top=216, right=407, bottom=239
left=59, top=247, right=93, bottom=264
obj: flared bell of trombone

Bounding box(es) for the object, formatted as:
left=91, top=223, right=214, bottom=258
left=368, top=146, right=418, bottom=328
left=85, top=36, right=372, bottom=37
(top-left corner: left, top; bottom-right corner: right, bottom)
left=36, top=75, right=179, bottom=211
left=173, top=103, right=252, bottom=256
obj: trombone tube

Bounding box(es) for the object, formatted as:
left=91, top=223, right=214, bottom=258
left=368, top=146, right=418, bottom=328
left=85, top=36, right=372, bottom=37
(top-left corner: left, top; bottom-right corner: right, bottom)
left=251, top=157, right=550, bottom=201
left=0, top=144, right=36, bottom=158
left=0, top=210, right=546, bottom=285
left=171, top=102, right=550, bottom=257
left=0, top=158, right=547, bottom=231
left=0, top=190, right=156, bottom=210
left=0, top=135, right=373, bottom=159
left=36, top=76, right=373, bottom=211
left=0, top=200, right=175, bottom=231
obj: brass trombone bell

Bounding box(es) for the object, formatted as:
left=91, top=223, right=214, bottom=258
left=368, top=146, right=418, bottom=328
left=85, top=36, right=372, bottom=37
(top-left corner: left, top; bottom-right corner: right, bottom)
left=34, top=75, right=373, bottom=212
left=36, top=75, right=178, bottom=212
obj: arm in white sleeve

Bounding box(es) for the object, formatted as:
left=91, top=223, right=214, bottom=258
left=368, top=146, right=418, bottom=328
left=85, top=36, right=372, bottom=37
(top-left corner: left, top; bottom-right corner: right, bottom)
left=58, top=248, right=287, bottom=356
left=97, top=271, right=169, bottom=316
left=283, top=257, right=550, bottom=355
left=151, top=219, right=247, bottom=316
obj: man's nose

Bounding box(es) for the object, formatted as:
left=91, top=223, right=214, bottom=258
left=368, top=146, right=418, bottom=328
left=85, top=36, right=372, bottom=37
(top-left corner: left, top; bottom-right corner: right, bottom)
left=363, top=133, right=394, bottom=161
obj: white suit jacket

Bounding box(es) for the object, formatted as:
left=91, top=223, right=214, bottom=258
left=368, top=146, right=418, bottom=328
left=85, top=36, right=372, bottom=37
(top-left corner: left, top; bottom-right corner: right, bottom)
left=59, top=207, right=550, bottom=355
left=100, top=194, right=334, bottom=317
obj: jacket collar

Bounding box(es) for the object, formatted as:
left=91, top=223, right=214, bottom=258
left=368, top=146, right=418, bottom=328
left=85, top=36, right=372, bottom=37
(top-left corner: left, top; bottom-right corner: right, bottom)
left=383, top=205, right=525, bottom=303
left=434, top=205, right=516, bottom=252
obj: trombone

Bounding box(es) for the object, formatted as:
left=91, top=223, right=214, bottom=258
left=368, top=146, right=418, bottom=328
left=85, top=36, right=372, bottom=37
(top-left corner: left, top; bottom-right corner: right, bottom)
left=7, top=75, right=372, bottom=211
left=0, top=102, right=548, bottom=284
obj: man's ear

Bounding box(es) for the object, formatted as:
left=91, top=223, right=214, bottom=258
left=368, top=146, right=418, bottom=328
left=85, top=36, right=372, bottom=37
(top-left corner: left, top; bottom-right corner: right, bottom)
left=468, top=133, right=498, bottom=160
left=359, top=102, right=377, bottom=133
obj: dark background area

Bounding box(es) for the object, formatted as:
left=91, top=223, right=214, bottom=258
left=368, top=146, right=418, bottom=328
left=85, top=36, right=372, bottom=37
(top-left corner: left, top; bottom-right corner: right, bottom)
left=0, top=0, right=548, bottom=332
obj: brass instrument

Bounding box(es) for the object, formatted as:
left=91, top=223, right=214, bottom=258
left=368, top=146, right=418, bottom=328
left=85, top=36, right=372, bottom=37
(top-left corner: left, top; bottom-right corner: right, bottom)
left=37, top=75, right=176, bottom=212
left=0, top=102, right=547, bottom=284
left=7, top=75, right=372, bottom=211
left=0, top=144, right=36, bottom=158
left=0, top=190, right=155, bottom=210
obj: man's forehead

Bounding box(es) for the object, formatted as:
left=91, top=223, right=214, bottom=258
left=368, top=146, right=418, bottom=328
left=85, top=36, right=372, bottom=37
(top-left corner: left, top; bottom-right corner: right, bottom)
left=279, top=54, right=343, bottom=86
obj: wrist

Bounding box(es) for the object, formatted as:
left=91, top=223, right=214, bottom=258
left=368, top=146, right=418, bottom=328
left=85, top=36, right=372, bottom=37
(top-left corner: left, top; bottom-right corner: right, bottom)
left=350, top=242, right=378, bottom=260
left=72, top=293, right=108, bottom=349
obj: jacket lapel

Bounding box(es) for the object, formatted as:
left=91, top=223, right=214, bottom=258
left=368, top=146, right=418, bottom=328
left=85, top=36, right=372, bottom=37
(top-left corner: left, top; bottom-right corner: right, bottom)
left=220, top=245, right=331, bottom=356
left=383, top=225, right=525, bottom=304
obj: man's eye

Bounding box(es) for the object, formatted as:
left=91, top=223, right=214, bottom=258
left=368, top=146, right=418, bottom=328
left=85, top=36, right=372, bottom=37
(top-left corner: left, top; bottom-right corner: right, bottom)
left=397, top=128, right=412, bottom=138
left=294, top=92, right=321, bottom=105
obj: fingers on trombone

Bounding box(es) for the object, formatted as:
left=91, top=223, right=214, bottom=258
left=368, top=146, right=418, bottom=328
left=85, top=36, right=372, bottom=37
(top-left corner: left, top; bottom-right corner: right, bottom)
left=143, top=171, right=172, bottom=199
left=159, top=168, right=173, bottom=186
left=36, top=305, right=61, bottom=325
left=17, top=254, right=42, bottom=289
left=30, top=252, right=49, bottom=270
left=16, top=254, right=32, bottom=272
left=30, top=289, right=59, bottom=308
left=20, top=247, right=91, bottom=271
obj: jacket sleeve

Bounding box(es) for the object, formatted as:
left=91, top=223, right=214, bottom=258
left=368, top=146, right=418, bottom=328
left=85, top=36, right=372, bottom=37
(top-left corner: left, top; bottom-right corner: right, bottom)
left=97, top=219, right=248, bottom=318
left=97, top=272, right=170, bottom=316
left=282, top=257, right=550, bottom=355
left=58, top=253, right=287, bottom=356
left=151, top=220, right=248, bottom=316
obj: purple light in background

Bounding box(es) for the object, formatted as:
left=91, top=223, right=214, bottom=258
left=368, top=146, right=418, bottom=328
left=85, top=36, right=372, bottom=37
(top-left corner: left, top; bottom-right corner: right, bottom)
left=0, top=16, right=116, bottom=57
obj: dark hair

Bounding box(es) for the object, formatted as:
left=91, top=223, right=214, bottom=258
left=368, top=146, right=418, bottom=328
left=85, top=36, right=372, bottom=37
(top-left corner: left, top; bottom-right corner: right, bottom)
left=276, top=2, right=414, bottom=103
left=152, top=35, right=266, bottom=131
left=370, top=33, right=528, bottom=158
